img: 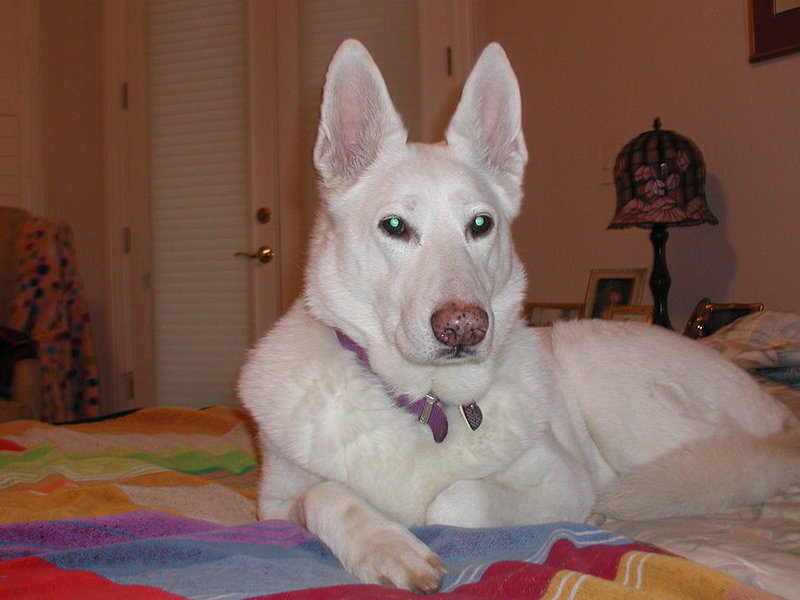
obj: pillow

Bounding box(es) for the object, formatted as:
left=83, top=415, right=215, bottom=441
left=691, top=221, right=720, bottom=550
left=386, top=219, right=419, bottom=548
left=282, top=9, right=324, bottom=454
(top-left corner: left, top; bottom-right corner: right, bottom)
left=700, top=311, right=800, bottom=387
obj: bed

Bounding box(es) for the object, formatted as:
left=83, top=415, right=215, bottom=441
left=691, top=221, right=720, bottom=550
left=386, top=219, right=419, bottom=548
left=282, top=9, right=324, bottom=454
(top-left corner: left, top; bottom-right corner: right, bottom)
left=1, top=312, right=799, bottom=600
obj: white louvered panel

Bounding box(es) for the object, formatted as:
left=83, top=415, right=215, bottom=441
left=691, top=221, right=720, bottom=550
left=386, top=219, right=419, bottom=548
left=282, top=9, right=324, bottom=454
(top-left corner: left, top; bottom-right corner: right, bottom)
left=0, top=0, right=21, bottom=205
left=0, top=115, right=20, bottom=198
left=148, top=0, right=249, bottom=407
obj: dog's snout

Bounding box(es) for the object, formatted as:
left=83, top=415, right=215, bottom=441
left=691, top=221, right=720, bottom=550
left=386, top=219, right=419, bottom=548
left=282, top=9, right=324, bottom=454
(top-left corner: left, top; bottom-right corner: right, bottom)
left=431, top=302, right=489, bottom=347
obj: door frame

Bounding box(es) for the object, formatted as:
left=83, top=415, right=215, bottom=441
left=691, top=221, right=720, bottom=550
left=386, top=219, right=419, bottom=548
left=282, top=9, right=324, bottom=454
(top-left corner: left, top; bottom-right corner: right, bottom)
left=251, top=0, right=290, bottom=336
left=103, top=0, right=153, bottom=412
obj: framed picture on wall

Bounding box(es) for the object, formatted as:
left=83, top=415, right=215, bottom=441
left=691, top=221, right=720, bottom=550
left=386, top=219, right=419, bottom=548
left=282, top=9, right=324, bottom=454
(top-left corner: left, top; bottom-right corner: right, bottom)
left=583, top=268, right=647, bottom=319
left=748, top=0, right=800, bottom=62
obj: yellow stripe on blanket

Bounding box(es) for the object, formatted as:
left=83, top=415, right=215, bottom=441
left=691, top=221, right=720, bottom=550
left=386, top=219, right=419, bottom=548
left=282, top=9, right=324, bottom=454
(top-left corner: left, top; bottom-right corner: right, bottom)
left=544, top=570, right=643, bottom=599
left=539, top=551, right=784, bottom=599
left=0, top=484, right=152, bottom=523
left=0, top=476, right=257, bottom=525
left=616, top=551, right=784, bottom=599
left=0, top=406, right=246, bottom=434
left=67, top=406, right=251, bottom=435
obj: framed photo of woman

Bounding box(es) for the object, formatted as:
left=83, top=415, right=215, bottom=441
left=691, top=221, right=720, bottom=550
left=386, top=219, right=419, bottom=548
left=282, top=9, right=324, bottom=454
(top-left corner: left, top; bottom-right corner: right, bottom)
left=583, top=269, right=647, bottom=319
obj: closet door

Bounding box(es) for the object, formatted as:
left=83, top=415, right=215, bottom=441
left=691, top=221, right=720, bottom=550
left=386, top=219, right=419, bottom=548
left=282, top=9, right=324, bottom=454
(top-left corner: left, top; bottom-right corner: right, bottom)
left=147, top=0, right=263, bottom=408
left=128, top=0, right=472, bottom=410
left=277, top=0, right=425, bottom=307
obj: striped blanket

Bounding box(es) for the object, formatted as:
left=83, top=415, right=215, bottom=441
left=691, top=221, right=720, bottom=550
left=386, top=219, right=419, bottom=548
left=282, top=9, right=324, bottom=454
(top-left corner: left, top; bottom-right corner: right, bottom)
left=0, top=407, right=789, bottom=599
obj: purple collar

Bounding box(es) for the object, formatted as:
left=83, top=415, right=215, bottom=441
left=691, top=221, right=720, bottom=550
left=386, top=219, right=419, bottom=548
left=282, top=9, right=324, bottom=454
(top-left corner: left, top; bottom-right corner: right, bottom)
left=335, top=330, right=483, bottom=443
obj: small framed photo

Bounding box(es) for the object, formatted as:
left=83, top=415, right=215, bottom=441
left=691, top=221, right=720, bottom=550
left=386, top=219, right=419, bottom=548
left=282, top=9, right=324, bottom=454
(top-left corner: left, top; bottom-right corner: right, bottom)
left=583, top=268, right=647, bottom=319
left=607, top=305, right=653, bottom=323
left=524, top=302, right=583, bottom=327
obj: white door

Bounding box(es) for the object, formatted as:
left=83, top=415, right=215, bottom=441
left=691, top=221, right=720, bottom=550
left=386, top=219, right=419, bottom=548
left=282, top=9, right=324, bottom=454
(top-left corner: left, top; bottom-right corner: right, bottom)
left=120, top=0, right=474, bottom=411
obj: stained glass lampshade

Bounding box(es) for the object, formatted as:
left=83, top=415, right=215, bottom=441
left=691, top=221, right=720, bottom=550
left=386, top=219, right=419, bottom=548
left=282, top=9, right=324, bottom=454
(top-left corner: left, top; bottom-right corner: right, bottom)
left=608, top=118, right=718, bottom=328
left=609, top=118, right=718, bottom=229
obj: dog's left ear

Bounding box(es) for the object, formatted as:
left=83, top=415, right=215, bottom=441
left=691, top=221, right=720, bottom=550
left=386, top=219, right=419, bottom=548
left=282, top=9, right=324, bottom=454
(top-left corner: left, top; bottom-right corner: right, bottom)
left=446, top=44, right=528, bottom=215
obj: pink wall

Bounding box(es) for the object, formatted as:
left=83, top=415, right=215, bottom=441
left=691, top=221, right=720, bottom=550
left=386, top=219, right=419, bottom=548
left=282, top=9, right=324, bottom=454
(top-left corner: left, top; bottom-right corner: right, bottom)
left=479, top=1, right=800, bottom=326
left=38, top=1, right=112, bottom=403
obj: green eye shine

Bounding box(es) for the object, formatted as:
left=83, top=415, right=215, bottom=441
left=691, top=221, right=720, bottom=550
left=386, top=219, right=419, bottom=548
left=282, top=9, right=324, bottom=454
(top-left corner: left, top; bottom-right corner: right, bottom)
left=380, top=216, right=406, bottom=236
left=470, top=214, right=493, bottom=236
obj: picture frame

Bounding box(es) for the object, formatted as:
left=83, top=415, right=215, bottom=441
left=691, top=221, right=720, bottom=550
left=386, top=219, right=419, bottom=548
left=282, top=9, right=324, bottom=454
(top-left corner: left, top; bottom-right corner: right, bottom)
left=583, top=268, right=647, bottom=319
left=683, top=298, right=764, bottom=339
left=748, top=0, right=800, bottom=62
left=607, top=305, right=653, bottom=323
left=524, top=302, right=584, bottom=327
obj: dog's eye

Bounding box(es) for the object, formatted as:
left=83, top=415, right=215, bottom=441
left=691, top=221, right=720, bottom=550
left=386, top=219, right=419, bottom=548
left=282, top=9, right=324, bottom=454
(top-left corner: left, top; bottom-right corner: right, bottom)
left=469, top=214, right=493, bottom=237
left=380, top=217, right=407, bottom=237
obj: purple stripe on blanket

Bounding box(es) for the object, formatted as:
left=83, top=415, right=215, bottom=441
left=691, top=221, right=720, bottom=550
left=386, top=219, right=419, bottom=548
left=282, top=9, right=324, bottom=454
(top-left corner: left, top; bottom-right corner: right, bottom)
left=183, top=522, right=315, bottom=546
left=0, top=510, right=313, bottom=559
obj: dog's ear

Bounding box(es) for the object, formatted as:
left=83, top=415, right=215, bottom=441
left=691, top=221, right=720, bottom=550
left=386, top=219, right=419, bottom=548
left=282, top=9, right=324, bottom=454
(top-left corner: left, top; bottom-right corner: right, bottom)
left=446, top=44, right=528, bottom=214
left=314, top=39, right=407, bottom=191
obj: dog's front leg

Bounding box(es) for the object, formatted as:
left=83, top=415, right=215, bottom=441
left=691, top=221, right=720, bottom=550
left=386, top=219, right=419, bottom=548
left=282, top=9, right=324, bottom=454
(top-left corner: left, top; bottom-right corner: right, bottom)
left=285, top=481, right=446, bottom=593
left=427, top=443, right=596, bottom=527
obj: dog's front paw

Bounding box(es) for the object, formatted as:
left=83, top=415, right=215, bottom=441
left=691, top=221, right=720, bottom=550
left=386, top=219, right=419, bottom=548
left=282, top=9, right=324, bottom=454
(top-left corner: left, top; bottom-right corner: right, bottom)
left=346, top=529, right=446, bottom=594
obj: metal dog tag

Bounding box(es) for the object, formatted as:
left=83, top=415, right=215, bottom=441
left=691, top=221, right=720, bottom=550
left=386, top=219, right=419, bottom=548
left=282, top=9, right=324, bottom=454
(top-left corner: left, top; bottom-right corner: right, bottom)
left=459, top=403, right=483, bottom=431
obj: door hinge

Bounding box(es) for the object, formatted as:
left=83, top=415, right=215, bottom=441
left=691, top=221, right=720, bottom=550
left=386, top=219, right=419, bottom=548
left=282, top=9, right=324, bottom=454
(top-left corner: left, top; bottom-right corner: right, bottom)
left=446, top=46, right=453, bottom=76
left=123, top=371, right=135, bottom=399
left=123, top=226, right=131, bottom=254
left=121, top=82, right=129, bottom=109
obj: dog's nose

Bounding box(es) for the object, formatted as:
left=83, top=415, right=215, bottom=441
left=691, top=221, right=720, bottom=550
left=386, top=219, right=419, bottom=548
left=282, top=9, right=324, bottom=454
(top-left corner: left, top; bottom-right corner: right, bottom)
left=431, top=302, right=489, bottom=347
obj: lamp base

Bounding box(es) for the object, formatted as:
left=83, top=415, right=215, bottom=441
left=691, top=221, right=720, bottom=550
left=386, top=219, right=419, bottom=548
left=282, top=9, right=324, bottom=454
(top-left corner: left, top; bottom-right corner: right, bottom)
left=649, top=224, right=672, bottom=329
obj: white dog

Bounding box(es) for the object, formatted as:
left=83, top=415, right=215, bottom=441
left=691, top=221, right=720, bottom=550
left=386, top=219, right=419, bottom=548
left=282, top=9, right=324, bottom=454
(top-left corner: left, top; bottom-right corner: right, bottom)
left=239, top=39, right=800, bottom=593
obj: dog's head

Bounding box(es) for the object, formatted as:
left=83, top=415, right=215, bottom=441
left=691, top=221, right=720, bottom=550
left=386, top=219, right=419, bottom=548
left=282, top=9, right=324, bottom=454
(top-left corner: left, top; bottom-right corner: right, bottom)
left=305, top=40, right=528, bottom=402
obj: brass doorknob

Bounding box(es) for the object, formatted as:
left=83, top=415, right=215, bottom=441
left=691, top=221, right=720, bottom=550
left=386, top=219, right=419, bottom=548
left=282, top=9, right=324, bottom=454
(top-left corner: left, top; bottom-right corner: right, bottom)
left=235, top=246, right=275, bottom=263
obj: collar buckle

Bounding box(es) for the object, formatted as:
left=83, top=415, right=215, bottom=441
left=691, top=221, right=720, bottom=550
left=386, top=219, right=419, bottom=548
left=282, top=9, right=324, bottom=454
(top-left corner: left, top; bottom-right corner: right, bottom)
left=419, top=393, right=439, bottom=424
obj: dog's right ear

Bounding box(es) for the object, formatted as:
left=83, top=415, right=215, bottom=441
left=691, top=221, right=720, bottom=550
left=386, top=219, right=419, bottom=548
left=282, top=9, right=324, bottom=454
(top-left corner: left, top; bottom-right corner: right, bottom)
left=314, top=40, right=407, bottom=192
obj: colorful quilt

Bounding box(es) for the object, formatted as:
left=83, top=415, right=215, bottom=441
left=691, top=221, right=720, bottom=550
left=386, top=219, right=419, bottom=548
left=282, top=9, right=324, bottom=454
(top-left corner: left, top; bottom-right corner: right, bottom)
left=0, top=406, right=794, bottom=599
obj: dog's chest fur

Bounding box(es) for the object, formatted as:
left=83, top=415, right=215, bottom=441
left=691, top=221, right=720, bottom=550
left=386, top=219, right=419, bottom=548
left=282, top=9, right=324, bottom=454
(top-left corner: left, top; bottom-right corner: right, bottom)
left=246, top=304, right=554, bottom=525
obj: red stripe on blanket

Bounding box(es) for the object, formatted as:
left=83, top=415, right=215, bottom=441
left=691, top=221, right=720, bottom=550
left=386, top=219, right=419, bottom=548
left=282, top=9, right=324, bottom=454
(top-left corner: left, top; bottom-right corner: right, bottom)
left=0, top=556, right=187, bottom=600
left=545, top=538, right=668, bottom=576
left=247, top=585, right=421, bottom=600
left=248, top=564, right=558, bottom=600
left=0, top=439, right=26, bottom=451
left=457, top=561, right=557, bottom=598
